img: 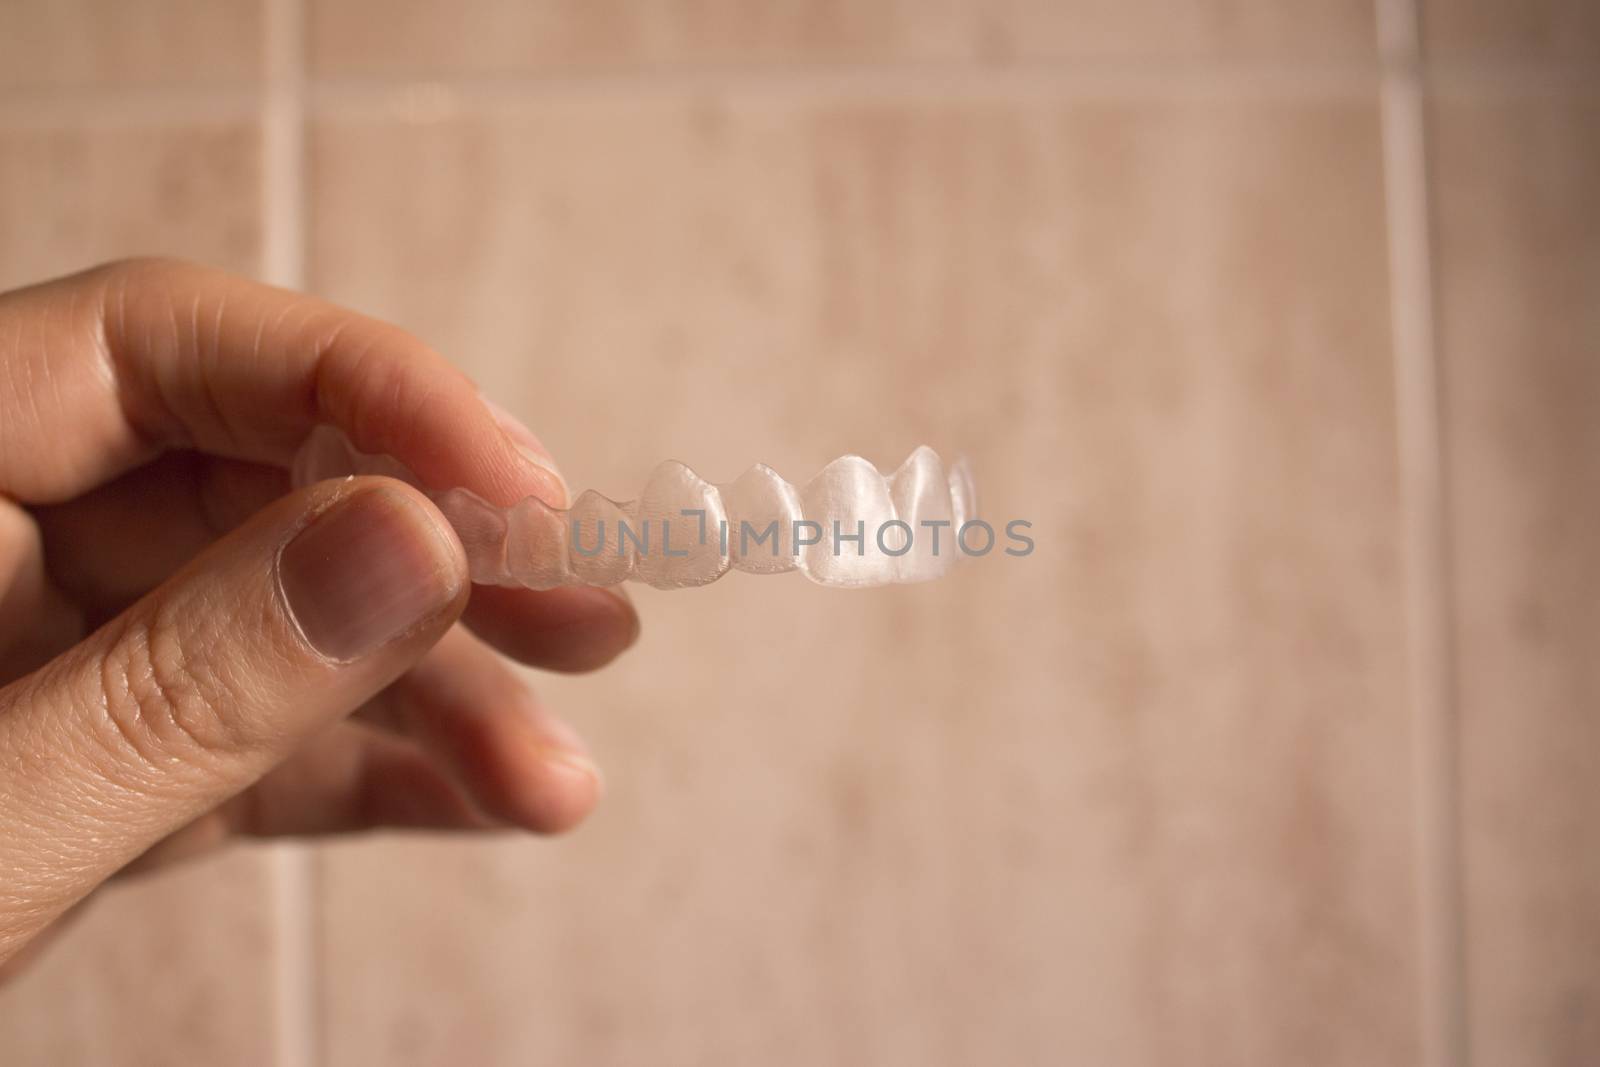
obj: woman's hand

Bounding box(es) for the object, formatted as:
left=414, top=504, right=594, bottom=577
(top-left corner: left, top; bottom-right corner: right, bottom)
left=0, top=259, right=638, bottom=977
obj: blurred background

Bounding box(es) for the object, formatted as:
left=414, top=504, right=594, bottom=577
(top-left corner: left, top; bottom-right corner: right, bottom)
left=1, top=1, right=1597, bottom=1065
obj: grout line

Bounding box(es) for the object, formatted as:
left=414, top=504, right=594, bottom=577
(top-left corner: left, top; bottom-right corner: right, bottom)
left=268, top=847, right=317, bottom=1067
left=2, top=60, right=1593, bottom=128
left=1422, top=64, right=1600, bottom=95
left=309, top=58, right=1386, bottom=91
left=5, top=66, right=1591, bottom=136
left=1376, top=1, right=1467, bottom=1066
left=0, top=62, right=1392, bottom=126
left=0, top=89, right=261, bottom=126
left=305, top=63, right=1385, bottom=117
left=263, top=1, right=317, bottom=1065
left=263, top=0, right=307, bottom=292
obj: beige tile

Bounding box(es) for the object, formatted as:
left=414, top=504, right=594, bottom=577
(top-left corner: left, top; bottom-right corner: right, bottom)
left=1431, top=84, right=1600, bottom=1064
left=308, top=0, right=970, bottom=77
left=0, top=117, right=261, bottom=290
left=0, top=852, right=278, bottom=1066
left=971, top=0, right=1375, bottom=61
left=1421, top=0, right=1600, bottom=62
left=308, top=0, right=1373, bottom=77
left=311, top=86, right=1416, bottom=1067
left=0, top=0, right=262, bottom=91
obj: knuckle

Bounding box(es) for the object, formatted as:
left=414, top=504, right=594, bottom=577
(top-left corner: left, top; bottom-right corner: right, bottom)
left=90, top=608, right=251, bottom=771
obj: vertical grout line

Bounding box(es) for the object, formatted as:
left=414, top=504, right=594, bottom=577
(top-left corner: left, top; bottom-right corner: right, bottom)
left=263, top=0, right=306, bottom=292
left=263, top=0, right=316, bottom=1066
left=1376, top=1, right=1467, bottom=1066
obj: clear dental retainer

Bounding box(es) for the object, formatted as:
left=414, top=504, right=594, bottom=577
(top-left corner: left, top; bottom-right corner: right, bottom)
left=292, top=426, right=977, bottom=591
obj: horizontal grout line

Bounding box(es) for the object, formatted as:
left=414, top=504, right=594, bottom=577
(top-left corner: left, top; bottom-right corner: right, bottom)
left=306, top=64, right=1390, bottom=114
left=0, top=60, right=1378, bottom=109
left=0, top=88, right=262, bottom=126
left=0, top=72, right=1382, bottom=129
left=2, top=59, right=1592, bottom=127
left=1422, top=64, right=1600, bottom=95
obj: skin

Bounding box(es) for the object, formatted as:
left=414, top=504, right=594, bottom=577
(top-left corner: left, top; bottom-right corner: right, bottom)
left=0, top=259, right=639, bottom=980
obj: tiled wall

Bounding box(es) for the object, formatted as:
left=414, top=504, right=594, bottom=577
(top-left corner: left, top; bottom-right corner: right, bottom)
left=0, top=1, right=1594, bottom=1064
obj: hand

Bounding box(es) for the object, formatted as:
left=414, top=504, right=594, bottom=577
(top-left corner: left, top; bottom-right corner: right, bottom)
left=0, top=259, right=638, bottom=978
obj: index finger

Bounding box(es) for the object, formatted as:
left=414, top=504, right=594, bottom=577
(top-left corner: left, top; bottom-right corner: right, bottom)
left=0, top=257, right=563, bottom=510
left=0, top=258, right=637, bottom=673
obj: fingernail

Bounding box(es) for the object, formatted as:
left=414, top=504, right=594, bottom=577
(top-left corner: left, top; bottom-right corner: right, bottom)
left=279, top=488, right=463, bottom=661
left=483, top=396, right=569, bottom=508
left=546, top=749, right=605, bottom=798
left=514, top=443, right=570, bottom=509
left=528, top=705, right=591, bottom=756
left=516, top=702, right=604, bottom=794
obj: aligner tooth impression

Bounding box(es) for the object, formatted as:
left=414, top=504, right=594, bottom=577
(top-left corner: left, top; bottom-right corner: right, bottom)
left=292, top=426, right=978, bottom=591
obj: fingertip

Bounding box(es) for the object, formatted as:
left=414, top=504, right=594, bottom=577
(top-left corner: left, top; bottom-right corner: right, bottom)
left=463, top=584, right=641, bottom=673
left=367, top=632, right=604, bottom=834
left=481, top=396, right=570, bottom=509
left=483, top=694, right=605, bottom=833
left=498, top=748, right=604, bottom=835
left=453, top=704, right=603, bottom=834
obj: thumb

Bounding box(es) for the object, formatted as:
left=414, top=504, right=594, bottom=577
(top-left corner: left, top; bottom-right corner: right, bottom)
left=0, top=477, right=467, bottom=955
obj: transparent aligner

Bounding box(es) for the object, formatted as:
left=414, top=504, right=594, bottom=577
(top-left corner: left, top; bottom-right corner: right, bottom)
left=291, top=425, right=976, bottom=591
